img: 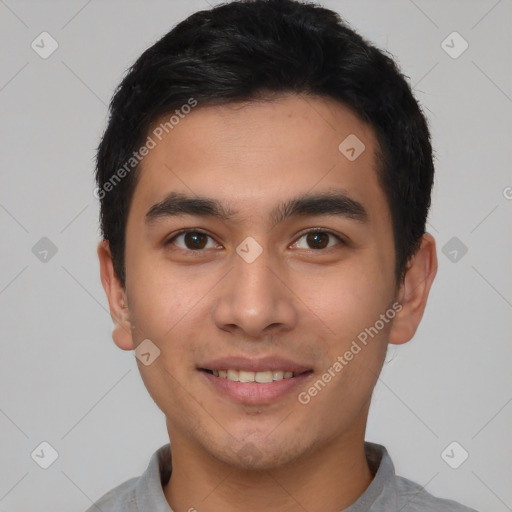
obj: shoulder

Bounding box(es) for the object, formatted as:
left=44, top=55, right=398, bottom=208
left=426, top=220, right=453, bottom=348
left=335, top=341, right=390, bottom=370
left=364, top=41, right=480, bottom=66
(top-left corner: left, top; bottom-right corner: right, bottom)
left=84, top=476, right=139, bottom=512
left=83, top=443, right=172, bottom=512
left=395, top=475, right=479, bottom=512
left=363, top=441, right=479, bottom=512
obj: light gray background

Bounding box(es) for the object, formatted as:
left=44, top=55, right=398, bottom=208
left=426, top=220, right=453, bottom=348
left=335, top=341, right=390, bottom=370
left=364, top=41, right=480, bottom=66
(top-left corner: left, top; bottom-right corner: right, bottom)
left=0, top=1, right=511, bottom=511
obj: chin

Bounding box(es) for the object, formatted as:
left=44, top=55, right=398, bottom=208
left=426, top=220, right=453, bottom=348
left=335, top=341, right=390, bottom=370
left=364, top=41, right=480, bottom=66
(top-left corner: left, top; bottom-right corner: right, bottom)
left=206, top=432, right=311, bottom=472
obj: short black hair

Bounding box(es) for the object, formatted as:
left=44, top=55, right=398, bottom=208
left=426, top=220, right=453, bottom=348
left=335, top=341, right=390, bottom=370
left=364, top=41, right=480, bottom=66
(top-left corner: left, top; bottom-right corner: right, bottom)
left=95, top=0, right=434, bottom=289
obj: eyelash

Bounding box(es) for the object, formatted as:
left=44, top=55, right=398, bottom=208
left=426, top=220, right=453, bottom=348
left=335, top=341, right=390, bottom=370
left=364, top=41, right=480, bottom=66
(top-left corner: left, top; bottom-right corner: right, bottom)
left=164, top=228, right=345, bottom=252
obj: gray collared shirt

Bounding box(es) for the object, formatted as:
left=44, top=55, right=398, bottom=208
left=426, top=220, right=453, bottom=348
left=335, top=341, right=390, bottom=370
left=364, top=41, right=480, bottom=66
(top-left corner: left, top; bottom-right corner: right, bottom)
left=85, top=441, right=479, bottom=511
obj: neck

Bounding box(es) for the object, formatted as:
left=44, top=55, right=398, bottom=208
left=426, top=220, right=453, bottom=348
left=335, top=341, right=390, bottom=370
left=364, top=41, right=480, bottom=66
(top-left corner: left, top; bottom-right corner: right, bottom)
left=163, top=422, right=374, bottom=512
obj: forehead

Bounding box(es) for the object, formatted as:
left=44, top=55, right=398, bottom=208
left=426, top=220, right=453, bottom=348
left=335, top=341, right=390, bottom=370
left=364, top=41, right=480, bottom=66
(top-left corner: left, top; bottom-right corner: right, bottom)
left=129, top=94, right=390, bottom=230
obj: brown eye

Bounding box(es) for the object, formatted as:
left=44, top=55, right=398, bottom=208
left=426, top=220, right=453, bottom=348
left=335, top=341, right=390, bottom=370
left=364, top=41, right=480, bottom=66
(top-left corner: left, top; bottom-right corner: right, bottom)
left=294, top=230, right=343, bottom=250
left=167, top=230, right=218, bottom=251
left=183, top=232, right=208, bottom=249
left=306, top=232, right=329, bottom=249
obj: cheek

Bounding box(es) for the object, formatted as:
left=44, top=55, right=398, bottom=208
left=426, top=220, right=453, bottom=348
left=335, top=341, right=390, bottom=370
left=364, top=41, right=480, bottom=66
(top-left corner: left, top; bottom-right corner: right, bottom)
left=295, top=260, right=391, bottom=342
left=126, top=260, right=219, bottom=378
left=126, top=258, right=192, bottom=341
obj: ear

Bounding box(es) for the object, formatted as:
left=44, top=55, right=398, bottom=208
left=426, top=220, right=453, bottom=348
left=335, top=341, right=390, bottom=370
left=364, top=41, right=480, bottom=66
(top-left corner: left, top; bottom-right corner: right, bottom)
left=97, top=239, right=135, bottom=351
left=389, top=233, right=438, bottom=345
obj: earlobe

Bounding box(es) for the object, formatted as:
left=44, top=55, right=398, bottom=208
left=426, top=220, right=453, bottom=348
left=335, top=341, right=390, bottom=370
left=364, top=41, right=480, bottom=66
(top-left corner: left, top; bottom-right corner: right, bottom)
left=388, top=233, right=438, bottom=346
left=97, top=240, right=135, bottom=351
left=112, top=322, right=135, bottom=351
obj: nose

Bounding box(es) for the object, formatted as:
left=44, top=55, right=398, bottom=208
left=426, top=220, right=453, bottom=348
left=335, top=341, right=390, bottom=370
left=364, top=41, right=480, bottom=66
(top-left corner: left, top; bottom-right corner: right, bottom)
left=212, top=245, right=298, bottom=340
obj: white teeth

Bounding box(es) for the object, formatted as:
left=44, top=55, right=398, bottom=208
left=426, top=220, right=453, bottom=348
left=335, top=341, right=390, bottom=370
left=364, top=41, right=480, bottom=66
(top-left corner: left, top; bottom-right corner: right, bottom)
left=211, top=369, right=297, bottom=383
left=255, top=371, right=273, bottom=383
left=227, top=369, right=238, bottom=381
left=272, top=370, right=284, bottom=380
left=239, top=370, right=255, bottom=383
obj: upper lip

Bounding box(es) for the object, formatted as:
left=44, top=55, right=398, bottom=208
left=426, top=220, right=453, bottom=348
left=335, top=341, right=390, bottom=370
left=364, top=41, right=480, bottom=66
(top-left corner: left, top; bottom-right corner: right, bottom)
left=198, top=356, right=312, bottom=374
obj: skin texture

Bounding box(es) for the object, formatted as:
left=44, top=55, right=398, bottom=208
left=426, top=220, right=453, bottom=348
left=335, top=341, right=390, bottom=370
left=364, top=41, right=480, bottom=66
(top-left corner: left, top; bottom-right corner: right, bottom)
left=98, top=93, right=437, bottom=512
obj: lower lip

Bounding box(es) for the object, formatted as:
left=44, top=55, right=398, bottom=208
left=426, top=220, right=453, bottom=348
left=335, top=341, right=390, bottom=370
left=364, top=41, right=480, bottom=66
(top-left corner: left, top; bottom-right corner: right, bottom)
left=200, top=370, right=313, bottom=404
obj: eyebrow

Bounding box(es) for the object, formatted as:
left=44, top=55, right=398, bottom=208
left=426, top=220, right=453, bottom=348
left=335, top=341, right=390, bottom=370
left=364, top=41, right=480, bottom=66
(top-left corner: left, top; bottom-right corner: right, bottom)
left=145, top=189, right=369, bottom=227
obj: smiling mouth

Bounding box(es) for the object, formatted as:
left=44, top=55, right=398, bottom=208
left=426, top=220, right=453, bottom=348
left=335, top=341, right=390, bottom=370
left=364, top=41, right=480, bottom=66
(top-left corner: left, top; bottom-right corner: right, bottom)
left=201, top=368, right=313, bottom=383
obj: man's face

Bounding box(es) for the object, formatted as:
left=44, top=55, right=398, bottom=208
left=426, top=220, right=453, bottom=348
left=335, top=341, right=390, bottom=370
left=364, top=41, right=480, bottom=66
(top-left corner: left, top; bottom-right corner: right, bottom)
left=119, top=94, right=399, bottom=468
